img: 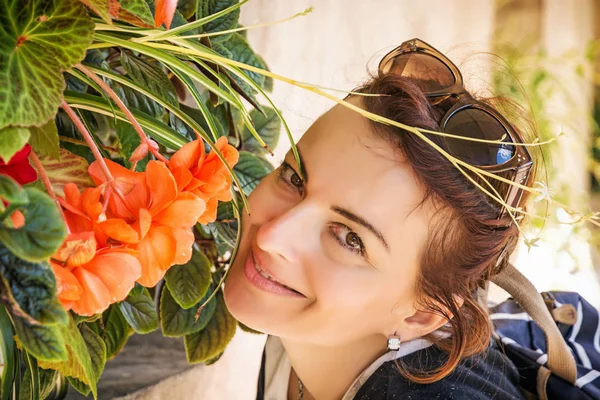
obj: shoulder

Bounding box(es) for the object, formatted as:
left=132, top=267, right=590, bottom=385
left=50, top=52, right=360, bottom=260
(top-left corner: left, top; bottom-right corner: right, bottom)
left=353, top=340, right=525, bottom=400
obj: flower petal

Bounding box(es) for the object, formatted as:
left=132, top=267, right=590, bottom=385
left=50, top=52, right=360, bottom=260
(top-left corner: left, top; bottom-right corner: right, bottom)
left=10, top=210, right=24, bottom=228
left=154, top=0, right=178, bottom=29
left=146, top=161, right=178, bottom=215
left=97, top=219, right=141, bottom=244
left=81, top=186, right=104, bottom=223
left=50, top=261, right=82, bottom=302
left=171, top=227, right=195, bottom=266
left=136, top=225, right=177, bottom=287
left=89, top=159, right=148, bottom=219
left=132, top=208, right=152, bottom=239
left=154, top=192, right=206, bottom=228
left=198, top=196, right=219, bottom=225
left=170, top=139, right=205, bottom=173
left=84, top=249, right=142, bottom=303
left=169, top=166, right=194, bottom=192
left=71, top=267, right=111, bottom=316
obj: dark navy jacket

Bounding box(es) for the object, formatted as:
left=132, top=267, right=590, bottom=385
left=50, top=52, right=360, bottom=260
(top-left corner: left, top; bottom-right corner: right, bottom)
left=256, top=339, right=525, bottom=399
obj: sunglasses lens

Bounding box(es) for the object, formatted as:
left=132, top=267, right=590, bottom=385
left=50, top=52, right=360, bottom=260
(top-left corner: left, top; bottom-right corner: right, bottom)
left=444, top=108, right=515, bottom=166
left=381, top=53, right=455, bottom=93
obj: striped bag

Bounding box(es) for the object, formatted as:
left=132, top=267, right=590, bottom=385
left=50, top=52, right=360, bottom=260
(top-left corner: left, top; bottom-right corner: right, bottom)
left=488, top=265, right=600, bottom=399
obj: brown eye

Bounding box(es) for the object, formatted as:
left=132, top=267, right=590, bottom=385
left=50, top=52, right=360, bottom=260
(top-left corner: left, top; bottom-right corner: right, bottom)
left=345, top=232, right=361, bottom=249
left=290, top=173, right=302, bottom=188
left=277, top=161, right=304, bottom=193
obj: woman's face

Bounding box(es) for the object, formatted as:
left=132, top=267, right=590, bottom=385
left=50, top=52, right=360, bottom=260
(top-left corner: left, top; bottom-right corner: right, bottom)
left=224, top=97, right=436, bottom=346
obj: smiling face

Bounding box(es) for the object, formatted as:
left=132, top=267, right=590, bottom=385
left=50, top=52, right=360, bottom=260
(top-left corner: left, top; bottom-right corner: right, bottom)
left=224, top=97, right=438, bottom=347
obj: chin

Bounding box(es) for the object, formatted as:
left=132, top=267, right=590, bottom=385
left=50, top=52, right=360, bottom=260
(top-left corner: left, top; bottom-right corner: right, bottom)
left=224, top=250, right=272, bottom=333
left=225, top=250, right=298, bottom=336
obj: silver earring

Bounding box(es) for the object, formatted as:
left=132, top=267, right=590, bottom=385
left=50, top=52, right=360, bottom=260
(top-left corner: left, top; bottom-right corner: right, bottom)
left=387, top=335, right=401, bottom=351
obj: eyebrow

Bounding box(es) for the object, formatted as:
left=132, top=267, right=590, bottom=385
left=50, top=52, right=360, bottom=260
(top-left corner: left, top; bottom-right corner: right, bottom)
left=331, top=206, right=389, bottom=252
left=287, top=148, right=389, bottom=252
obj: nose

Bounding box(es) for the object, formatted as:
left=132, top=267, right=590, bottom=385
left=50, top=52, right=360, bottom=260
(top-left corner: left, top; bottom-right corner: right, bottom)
left=255, top=201, right=318, bottom=265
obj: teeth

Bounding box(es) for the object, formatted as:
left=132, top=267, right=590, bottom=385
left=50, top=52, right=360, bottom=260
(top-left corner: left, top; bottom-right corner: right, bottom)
left=259, top=269, right=271, bottom=280
left=256, top=263, right=299, bottom=294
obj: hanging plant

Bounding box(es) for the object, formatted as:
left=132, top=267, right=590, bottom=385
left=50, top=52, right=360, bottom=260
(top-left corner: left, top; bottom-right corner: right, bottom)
left=0, top=0, right=289, bottom=398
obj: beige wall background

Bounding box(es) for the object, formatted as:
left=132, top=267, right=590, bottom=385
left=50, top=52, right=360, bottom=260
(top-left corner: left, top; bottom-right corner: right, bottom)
left=117, top=1, right=599, bottom=399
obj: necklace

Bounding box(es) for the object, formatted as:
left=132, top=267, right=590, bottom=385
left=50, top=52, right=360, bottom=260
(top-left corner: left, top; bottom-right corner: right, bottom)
left=297, top=376, right=304, bottom=400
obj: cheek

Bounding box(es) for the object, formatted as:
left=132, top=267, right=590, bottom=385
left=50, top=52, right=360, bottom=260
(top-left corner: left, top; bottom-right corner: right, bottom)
left=310, top=265, right=419, bottom=328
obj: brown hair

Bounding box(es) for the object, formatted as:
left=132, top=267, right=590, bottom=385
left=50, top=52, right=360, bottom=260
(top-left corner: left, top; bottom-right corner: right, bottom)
left=353, top=73, right=537, bottom=383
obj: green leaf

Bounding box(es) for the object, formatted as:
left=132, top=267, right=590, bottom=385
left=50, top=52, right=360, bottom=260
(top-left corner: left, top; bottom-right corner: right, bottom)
left=179, top=103, right=226, bottom=138
left=198, top=0, right=240, bottom=36
left=36, top=316, right=99, bottom=398
left=34, top=148, right=94, bottom=198
left=177, top=0, right=198, bottom=19
left=220, top=33, right=266, bottom=88
left=79, top=0, right=112, bottom=24
left=234, top=151, right=273, bottom=195
left=23, top=352, right=40, bottom=400
left=118, top=284, right=158, bottom=334
left=0, top=243, right=68, bottom=326
left=38, top=367, right=58, bottom=399
left=0, top=304, right=17, bottom=400
left=28, top=120, right=60, bottom=160
left=238, top=322, right=263, bottom=335
left=64, top=91, right=187, bottom=150
left=102, top=304, right=134, bottom=360
left=241, top=107, right=281, bottom=153
left=67, top=377, right=90, bottom=397
left=213, top=201, right=238, bottom=254
left=0, top=0, right=95, bottom=129
left=115, top=121, right=141, bottom=168
left=165, top=251, right=212, bottom=309
left=0, top=175, right=28, bottom=205
left=160, top=285, right=217, bottom=337
left=205, top=351, right=224, bottom=365
left=184, top=290, right=236, bottom=364
left=118, top=0, right=155, bottom=26
left=18, top=360, right=34, bottom=400
left=79, top=324, right=107, bottom=386
left=120, top=52, right=179, bottom=109
left=12, top=316, right=67, bottom=362
left=109, top=79, right=166, bottom=118
left=0, top=127, right=30, bottom=163
left=0, top=188, right=67, bottom=262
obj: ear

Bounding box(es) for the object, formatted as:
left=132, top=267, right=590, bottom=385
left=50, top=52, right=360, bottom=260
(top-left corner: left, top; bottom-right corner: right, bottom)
left=391, top=296, right=464, bottom=342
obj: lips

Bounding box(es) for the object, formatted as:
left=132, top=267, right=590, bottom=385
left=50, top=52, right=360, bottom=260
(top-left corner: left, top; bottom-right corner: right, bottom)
left=243, top=245, right=306, bottom=298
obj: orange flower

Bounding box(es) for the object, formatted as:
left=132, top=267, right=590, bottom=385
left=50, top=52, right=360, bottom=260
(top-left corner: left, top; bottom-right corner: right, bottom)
left=169, top=137, right=239, bottom=224
left=154, top=0, right=177, bottom=29
left=51, top=184, right=142, bottom=316
left=88, top=160, right=206, bottom=287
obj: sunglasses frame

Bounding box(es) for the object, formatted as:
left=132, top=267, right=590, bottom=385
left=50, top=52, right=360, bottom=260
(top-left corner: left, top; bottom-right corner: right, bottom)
left=378, top=38, right=534, bottom=214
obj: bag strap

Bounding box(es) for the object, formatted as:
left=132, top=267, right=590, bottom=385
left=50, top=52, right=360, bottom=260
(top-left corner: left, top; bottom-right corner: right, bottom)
left=491, top=263, right=578, bottom=384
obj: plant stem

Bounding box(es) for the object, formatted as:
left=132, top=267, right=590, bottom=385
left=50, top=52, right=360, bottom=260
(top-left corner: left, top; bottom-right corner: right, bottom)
left=59, top=136, right=120, bottom=153
left=29, top=150, right=70, bottom=233
left=74, top=63, right=168, bottom=163
left=61, top=100, right=114, bottom=182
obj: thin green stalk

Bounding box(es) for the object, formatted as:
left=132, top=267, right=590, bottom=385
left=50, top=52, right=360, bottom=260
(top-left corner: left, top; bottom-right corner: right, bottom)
left=94, top=32, right=241, bottom=108
left=134, top=0, right=249, bottom=42
left=75, top=63, right=168, bottom=163
left=64, top=72, right=251, bottom=213
left=178, top=6, right=315, bottom=39
left=166, top=39, right=302, bottom=175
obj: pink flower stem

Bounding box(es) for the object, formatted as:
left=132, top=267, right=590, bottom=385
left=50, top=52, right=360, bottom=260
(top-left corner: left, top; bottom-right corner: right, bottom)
left=74, top=63, right=169, bottom=164
left=28, top=149, right=70, bottom=234
left=61, top=100, right=114, bottom=182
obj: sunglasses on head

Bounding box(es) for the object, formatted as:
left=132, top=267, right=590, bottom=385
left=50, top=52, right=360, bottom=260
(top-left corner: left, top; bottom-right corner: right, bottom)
left=378, top=38, right=533, bottom=216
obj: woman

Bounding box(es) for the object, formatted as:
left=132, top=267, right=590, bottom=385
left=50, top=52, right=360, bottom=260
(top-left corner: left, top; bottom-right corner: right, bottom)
left=223, top=38, right=534, bottom=399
